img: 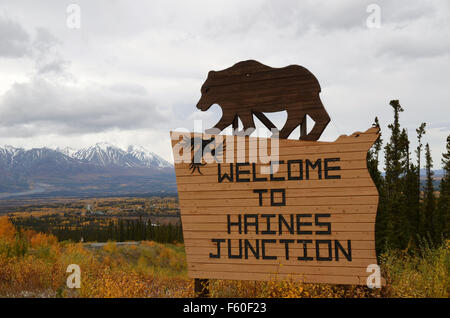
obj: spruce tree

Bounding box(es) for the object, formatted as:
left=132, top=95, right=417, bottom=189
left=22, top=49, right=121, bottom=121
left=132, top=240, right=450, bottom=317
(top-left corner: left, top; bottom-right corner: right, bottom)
left=368, top=117, right=383, bottom=187
left=368, top=117, right=387, bottom=253
left=423, top=143, right=436, bottom=242
left=437, top=135, right=450, bottom=242
left=414, top=123, right=426, bottom=235
left=383, top=100, right=409, bottom=249
left=401, top=128, right=418, bottom=245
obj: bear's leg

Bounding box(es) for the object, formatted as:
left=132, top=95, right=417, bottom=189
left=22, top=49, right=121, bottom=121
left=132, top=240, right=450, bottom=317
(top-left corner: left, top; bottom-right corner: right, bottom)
left=279, top=110, right=305, bottom=139
left=205, top=112, right=235, bottom=135
left=235, top=112, right=255, bottom=136
left=301, top=108, right=330, bottom=141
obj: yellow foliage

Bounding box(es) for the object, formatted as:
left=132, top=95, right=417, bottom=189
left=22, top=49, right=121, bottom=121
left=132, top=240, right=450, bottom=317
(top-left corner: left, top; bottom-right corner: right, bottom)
left=30, top=232, right=58, bottom=249
left=103, top=241, right=117, bottom=254
left=0, top=219, right=447, bottom=298
left=0, top=217, right=16, bottom=242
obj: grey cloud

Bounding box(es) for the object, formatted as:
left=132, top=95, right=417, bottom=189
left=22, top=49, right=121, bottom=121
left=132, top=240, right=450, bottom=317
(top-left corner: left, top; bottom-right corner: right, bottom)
left=373, top=1, right=449, bottom=59
left=0, top=78, right=170, bottom=136
left=32, top=27, right=68, bottom=75
left=380, top=0, right=438, bottom=25
left=201, top=0, right=403, bottom=39
left=0, top=15, right=67, bottom=74
left=376, top=36, right=450, bottom=59
left=0, top=15, right=30, bottom=57
left=0, top=0, right=449, bottom=167
left=32, top=27, right=60, bottom=53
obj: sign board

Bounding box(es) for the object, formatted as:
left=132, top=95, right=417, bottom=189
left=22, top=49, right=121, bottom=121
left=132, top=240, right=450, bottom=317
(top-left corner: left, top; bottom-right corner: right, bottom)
left=171, top=127, right=383, bottom=285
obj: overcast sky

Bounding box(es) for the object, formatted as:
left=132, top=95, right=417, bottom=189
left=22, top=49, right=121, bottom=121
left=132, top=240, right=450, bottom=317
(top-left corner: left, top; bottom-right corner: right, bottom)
left=0, top=0, right=449, bottom=168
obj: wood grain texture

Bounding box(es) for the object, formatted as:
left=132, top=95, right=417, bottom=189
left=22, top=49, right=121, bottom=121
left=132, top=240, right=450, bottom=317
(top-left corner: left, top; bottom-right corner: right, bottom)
left=195, top=60, right=330, bottom=140
left=171, top=126, right=384, bottom=285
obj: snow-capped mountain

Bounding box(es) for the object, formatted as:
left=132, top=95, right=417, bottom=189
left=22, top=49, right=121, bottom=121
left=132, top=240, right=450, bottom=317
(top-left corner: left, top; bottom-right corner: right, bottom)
left=55, top=146, right=77, bottom=158
left=127, top=145, right=172, bottom=168
left=0, top=143, right=172, bottom=169
left=0, top=145, right=24, bottom=165
left=0, top=144, right=175, bottom=198
left=72, top=142, right=172, bottom=168
left=74, top=142, right=140, bottom=168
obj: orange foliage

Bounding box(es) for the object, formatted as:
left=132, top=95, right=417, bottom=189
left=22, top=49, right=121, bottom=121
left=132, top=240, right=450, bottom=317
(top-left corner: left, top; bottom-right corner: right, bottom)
left=0, top=217, right=16, bottom=242
left=30, top=232, right=58, bottom=249
left=22, top=229, right=38, bottom=242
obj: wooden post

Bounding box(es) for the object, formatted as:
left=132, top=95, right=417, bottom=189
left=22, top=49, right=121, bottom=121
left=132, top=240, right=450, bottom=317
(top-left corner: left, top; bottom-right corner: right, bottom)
left=194, top=278, right=209, bottom=298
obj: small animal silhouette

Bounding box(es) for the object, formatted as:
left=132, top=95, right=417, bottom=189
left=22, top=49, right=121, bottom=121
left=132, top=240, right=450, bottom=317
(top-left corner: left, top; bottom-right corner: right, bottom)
left=196, top=60, right=330, bottom=140
left=180, top=136, right=225, bottom=174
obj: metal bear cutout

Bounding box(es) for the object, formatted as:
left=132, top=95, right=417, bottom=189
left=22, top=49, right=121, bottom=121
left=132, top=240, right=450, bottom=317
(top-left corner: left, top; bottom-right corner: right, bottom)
left=196, top=60, right=330, bottom=140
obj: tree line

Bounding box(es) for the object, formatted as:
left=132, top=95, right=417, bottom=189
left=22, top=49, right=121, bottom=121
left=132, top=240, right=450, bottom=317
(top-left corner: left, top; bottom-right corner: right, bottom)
left=368, top=100, right=449, bottom=254
left=12, top=215, right=183, bottom=244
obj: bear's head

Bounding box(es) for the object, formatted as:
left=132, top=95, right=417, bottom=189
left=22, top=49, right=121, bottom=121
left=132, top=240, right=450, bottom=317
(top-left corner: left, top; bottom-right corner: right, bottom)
left=196, top=71, right=218, bottom=111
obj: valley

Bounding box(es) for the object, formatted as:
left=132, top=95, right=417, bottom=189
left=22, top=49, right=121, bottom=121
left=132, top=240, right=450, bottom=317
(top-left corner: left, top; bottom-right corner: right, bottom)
left=2, top=196, right=182, bottom=243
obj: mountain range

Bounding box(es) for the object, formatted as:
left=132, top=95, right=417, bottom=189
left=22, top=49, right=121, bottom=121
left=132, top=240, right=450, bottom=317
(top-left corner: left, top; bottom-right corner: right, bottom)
left=0, top=143, right=175, bottom=199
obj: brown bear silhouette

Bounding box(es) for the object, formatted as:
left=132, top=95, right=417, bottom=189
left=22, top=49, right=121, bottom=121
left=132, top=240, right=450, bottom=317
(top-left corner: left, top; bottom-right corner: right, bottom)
left=196, top=60, right=330, bottom=140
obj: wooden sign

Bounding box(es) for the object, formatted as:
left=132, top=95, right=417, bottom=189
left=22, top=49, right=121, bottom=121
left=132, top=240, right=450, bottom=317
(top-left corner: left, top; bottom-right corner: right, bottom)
left=171, top=127, right=383, bottom=285
left=171, top=60, right=383, bottom=286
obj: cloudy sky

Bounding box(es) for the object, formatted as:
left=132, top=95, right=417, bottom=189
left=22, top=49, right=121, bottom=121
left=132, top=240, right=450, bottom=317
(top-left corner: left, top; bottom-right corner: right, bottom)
left=0, top=0, right=449, bottom=167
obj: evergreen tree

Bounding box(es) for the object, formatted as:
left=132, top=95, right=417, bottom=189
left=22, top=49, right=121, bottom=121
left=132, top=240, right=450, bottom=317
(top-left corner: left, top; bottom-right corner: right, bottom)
left=414, top=123, right=426, bottom=235
left=437, top=135, right=450, bottom=242
left=423, top=143, right=436, bottom=241
left=383, top=100, right=409, bottom=249
left=401, top=128, right=419, bottom=245
left=368, top=117, right=383, bottom=186
left=368, top=117, right=388, bottom=253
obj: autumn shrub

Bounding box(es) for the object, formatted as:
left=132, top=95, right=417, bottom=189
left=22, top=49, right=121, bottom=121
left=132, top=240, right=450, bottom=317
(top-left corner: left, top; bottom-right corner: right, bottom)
left=208, top=279, right=382, bottom=298
left=0, top=216, right=16, bottom=241
left=30, top=232, right=58, bottom=249
left=379, top=240, right=449, bottom=297
left=103, top=241, right=118, bottom=254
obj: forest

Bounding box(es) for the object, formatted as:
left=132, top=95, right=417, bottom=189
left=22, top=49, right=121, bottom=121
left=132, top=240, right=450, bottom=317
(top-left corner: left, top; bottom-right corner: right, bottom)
left=11, top=215, right=183, bottom=244
left=368, top=100, right=449, bottom=254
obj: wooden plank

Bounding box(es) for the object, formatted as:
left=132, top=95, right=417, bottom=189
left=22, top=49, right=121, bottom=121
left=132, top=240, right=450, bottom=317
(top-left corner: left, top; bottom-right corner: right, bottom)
left=181, top=222, right=375, bottom=232
left=184, top=238, right=376, bottom=250
left=178, top=205, right=379, bottom=215
left=187, top=270, right=367, bottom=285
left=185, top=247, right=376, bottom=259
left=171, top=132, right=377, bottom=151
left=178, top=187, right=378, bottom=200
left=186, top=257, right=377, bottom=268
left=171, top=139, right=376, bottom=154
left=182, top=231, right=375, bottom=240
left=174, top=159, right=370, bottom=176
left=181, top=213, right=376, bottom=223
left=176, top=178, right=375, bottom=191
left=188, top=263, right=374, bottom=276
left=174, top=169, right=372, bottom=184
left=179, top=196, right=379, bottom=207
left=173, top=142, right=373, bottom=161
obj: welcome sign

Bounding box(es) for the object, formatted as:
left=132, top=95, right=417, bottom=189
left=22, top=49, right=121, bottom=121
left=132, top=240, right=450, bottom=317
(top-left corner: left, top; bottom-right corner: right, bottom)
left=171, top=127, right=383, bottom=285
